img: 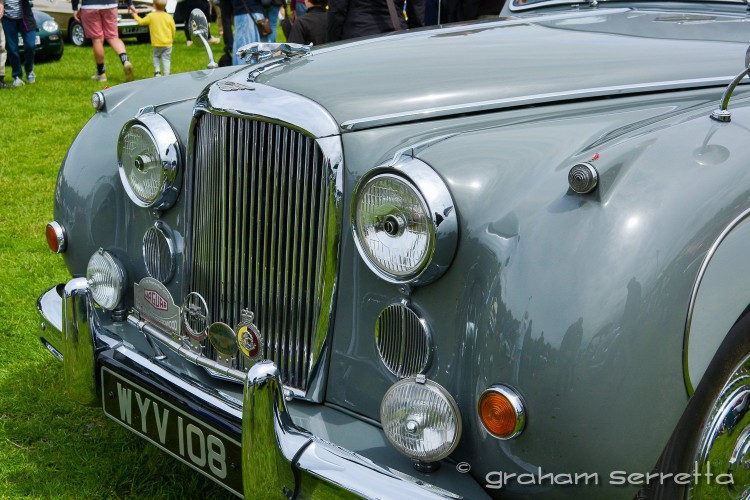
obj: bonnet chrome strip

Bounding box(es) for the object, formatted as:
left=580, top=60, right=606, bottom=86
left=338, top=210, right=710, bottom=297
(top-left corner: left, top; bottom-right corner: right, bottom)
left=340, top=76, right=746, bottom=131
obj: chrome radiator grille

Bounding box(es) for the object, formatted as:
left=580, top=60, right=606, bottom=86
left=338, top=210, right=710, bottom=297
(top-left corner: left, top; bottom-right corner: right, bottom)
left=186, top=112, right=334, bottom=391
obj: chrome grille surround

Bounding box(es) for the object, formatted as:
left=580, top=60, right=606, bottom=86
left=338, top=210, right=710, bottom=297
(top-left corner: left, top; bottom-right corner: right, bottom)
left=184, top=80, right=342, bottom=401
left=375, top=302, right=432, bottom=378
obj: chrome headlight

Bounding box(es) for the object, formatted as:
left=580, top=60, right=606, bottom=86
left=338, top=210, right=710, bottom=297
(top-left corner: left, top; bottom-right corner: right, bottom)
left=42, top=20, right=59, bottom=33
left=352, top=158, right=457, bottom=285
left=117, top=111, right=181, bottom=210
left=86, top=249, right=127, bottom=310
left=380, top=376, right=462, bottom=464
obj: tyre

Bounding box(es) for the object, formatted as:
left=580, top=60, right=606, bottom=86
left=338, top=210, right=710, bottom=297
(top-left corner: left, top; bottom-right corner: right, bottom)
left=649, top=311, right=750, bottom=499
left=69, top=21, right=87, bottom=47
left=136, top=33, right=150, bottom=44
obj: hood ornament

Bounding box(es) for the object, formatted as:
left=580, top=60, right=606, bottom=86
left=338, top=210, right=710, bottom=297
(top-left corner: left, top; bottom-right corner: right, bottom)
left=217, top=81, right=256, bottom=92
left=236, top=42, right=312, bottom=65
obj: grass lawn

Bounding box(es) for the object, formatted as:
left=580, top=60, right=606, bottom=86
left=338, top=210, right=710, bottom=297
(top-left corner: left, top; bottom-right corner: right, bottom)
left=0, top=28, right=235, bottom=499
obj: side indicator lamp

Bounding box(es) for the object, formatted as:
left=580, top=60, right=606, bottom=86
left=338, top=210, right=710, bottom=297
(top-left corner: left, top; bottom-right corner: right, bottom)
left=46, top=221, right=66, bottom=253
left=479, top=385, right=526, bottom=440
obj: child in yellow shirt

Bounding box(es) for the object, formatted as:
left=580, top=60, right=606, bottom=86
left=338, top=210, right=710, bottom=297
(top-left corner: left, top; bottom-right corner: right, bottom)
left=129, top=0, right=176, bottom=76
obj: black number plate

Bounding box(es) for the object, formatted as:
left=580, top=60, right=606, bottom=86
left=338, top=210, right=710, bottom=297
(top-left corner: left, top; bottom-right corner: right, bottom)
left=101, top=367, right=243, bottom=496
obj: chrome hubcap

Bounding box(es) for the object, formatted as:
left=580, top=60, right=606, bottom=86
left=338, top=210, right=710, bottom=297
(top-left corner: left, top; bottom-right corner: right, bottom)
left=690, top=355, right=750, bottom=499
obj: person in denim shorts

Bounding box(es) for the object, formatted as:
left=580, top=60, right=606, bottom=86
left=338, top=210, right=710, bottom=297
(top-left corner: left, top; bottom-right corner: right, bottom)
left=73, top=0, right=135, bottom=82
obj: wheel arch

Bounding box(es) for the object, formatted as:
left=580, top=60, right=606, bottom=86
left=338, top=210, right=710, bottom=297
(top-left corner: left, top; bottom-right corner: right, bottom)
left=684, top=206, right=750, bottom=395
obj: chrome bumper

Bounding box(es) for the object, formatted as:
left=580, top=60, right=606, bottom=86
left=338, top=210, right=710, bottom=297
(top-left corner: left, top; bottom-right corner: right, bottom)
left=37, top=280, right=482, bottom=499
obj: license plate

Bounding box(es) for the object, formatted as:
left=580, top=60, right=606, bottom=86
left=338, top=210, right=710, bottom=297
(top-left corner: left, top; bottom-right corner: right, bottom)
left=17, top=35, right=41, bottom=47
left=121, top=26, right=148, bottom=34
left=101, top=367, right=243, bottom=496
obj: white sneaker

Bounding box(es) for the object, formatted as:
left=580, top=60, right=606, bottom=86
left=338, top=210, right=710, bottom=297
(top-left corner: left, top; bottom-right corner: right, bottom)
left=123, top=60, right=135, bottom=82
left=13, top=77, right=24, bottom=87
left=91, top=73, right=107, bottom=82
left=27, top=71, right=36, bottom=83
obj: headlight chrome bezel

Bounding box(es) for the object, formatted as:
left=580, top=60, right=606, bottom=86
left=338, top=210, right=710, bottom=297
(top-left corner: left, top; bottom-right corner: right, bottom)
left=117, top=111, right=181, bottom=210
left=86, top=248, right=127, bottom=310
left=352, top=158, right=457, bottom=286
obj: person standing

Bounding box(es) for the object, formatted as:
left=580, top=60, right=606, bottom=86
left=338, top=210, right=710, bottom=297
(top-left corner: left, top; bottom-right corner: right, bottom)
left=287, top=0, right=326, bottom=46
left=129, top=0, right=175, bottom=76
left=73, top=0, right=135, bottom=82
left=0, top=15, right=9, bottom=88
left=0, top=0, right=37, bottom=86
left=327, top=0, right=425, bottom=42
left=231, top=0, right=279, bottom=65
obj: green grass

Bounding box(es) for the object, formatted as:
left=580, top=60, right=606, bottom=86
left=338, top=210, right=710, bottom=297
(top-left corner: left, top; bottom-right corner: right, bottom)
left=0, top=28, right=235, bottom=499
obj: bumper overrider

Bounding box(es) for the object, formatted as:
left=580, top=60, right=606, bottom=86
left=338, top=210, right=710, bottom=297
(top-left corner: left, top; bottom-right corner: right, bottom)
left=37, top=280, right=483, bottom=499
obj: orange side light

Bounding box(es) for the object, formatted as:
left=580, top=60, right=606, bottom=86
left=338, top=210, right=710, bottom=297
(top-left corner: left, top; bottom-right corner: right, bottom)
left=46, top=222, right=65, bottom=253
left=479, top=390, right=518, bottom=438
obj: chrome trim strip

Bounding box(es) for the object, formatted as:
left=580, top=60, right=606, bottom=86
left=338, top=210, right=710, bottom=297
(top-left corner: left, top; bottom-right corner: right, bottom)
left=684, top=207, right=750, bottom=395
left=242, top=361, right=465, bottom=499
left=341, top=77, right=747, bottom=131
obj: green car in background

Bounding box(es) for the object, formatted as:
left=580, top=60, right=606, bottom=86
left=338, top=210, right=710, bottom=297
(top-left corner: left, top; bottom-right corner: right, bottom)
left=36, top=0, right=750, bottom=498
left=19, top=10, right=64, bottom=61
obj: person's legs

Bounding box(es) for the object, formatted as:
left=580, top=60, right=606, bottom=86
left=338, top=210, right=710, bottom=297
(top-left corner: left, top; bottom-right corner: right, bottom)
left=0, top=26, right=7, bottom=85
left=162, top=46, right=172, bottom=75
left=265, top=6, right=279, bottom=42
left=152, top=46, right=161, bottom=75
left=91, top=38, right=105, bottom=64
left=101, top=8, right=134, bottom=81
left=232, top=13, right=259, bottom=65
left=21, top=28, right=36, bottom=81
left=1, top=18, right=22, bottom=81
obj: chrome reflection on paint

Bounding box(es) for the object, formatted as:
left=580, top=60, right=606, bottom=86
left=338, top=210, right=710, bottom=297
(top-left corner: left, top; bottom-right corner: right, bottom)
left=375, top=303, right=431, bottom=378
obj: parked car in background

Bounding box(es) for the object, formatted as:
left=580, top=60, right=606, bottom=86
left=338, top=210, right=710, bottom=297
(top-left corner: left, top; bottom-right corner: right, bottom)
left=35, top=0, right=153, bottom=47
left=37, top=0, right=750, bottom=498
left=22, top=10, right=64, bottom=61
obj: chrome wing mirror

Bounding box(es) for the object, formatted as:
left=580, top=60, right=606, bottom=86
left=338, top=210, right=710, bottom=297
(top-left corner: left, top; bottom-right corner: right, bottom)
left=188, top=8, right=218, bottom=69
left=236, top=42, right=312, bottom=65
left=710, top=45, right=750, bottom=122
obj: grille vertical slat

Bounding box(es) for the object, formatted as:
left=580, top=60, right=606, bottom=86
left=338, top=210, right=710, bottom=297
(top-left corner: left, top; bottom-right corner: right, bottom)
left=188, top=113, right=332, bottom=391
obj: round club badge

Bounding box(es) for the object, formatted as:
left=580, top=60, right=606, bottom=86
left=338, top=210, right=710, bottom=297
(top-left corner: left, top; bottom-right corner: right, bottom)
left=236, top=309, right=264, bottom=363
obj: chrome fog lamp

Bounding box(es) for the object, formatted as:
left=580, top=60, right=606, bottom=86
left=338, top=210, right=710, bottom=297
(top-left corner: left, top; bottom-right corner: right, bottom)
left=117, top=111, right=181, bottom=210
left=86, top=249, right=127, bottom=310
left=352, top=158, right=457, bottom=285
left=380, top=375, right=462, bottom=470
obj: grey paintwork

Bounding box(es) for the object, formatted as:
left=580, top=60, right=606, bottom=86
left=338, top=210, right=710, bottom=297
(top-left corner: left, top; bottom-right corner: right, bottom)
left=49, top=3, right=750, bottom=498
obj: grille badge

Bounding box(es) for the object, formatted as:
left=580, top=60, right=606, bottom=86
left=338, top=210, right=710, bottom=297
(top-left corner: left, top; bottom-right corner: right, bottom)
left=182, top=292, right=209, bottom=341
left=237, top=309, right=264, bottom=363
left=208, top=322, right=239, bottom=357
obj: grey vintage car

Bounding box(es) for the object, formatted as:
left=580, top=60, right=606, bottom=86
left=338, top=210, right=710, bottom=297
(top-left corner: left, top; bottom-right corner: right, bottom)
left=36, top=0, right=750, bottom=498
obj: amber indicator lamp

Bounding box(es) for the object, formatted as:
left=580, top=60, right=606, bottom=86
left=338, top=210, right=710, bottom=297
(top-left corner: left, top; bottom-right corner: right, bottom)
left=478, top=385, right=526, bottom=440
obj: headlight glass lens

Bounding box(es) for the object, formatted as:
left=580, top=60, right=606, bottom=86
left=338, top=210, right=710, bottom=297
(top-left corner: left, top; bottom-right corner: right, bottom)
left=119, top=124, right=164, bottom=205
left=354, top=174, right=432, bottom=280
left=380, top=377, right=461, bottom=462
left=42, top=20, right=59, bottom=32
left=86, top=250, right=126, bottom=310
